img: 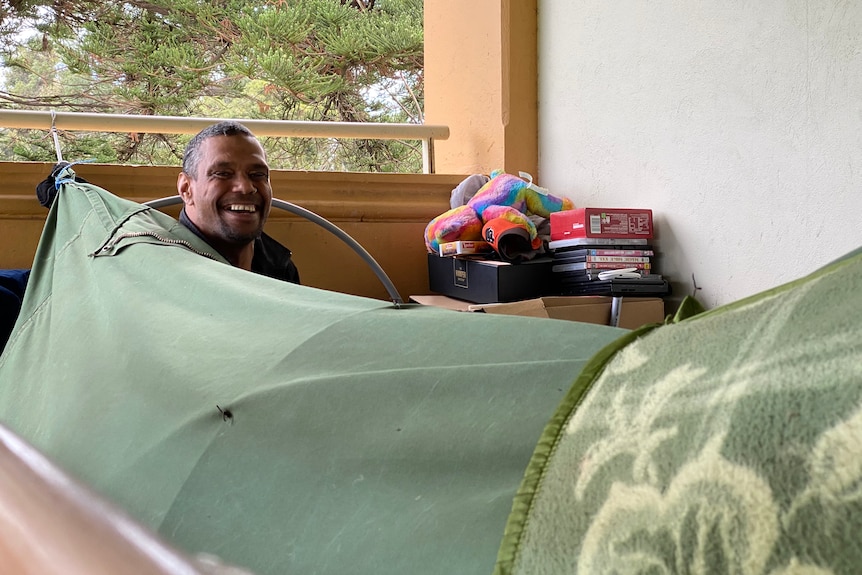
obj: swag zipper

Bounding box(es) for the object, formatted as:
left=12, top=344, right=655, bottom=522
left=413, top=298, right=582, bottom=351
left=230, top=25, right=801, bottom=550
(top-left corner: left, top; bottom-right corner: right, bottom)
left=93, top=231, right=218, bottom=260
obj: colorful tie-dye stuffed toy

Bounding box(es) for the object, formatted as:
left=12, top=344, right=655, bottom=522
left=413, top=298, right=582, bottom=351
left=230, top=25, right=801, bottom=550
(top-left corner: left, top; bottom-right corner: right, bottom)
left=424, top=170, right=574, bottom=254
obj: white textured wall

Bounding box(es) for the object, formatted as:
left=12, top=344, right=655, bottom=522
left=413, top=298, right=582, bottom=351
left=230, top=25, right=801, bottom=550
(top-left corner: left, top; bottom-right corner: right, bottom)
left=538, top=0, right=862, bottom=309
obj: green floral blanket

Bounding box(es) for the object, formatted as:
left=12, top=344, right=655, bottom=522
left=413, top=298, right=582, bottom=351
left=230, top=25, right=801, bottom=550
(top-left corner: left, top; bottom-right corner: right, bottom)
left=496, top=249, right=862, bottom=574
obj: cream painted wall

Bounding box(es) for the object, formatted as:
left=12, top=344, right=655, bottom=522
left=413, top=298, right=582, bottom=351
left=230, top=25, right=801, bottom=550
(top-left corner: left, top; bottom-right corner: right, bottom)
left=425, top=0, right=504, bottom=174
left=538, top=1, right=862, bottom=308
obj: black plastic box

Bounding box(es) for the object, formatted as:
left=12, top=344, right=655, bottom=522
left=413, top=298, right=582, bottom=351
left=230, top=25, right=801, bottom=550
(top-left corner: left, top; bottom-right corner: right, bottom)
left=427, top=254, right=556, bottom=304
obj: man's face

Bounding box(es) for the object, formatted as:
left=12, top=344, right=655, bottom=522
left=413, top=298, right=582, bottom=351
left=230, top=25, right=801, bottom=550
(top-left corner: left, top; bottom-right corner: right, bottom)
left=178, top=134, right=273, bottom=248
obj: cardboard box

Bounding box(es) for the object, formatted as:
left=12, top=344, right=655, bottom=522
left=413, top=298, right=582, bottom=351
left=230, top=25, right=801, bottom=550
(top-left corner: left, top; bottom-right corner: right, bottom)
left=439, top=240, right=492, bottom=257
left=408, top=295, right=473, bottom=311
left=427, top=254, right=556, bottom=304
left=468, top=296, right=665, bottom=329
left=551, top=208, right=654, bottom=240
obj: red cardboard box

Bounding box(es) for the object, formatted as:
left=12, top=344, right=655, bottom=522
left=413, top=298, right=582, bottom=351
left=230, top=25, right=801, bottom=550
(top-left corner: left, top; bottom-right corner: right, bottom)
left=550, top=208, right=654, bottom=240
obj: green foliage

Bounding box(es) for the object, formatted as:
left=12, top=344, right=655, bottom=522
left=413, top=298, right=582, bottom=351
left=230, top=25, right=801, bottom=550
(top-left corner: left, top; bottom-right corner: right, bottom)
left=0, top=0, right=425, bottom=172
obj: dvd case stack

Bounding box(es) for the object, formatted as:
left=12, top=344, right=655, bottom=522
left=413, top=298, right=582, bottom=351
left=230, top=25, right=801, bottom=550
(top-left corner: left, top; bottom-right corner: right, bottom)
left=547, top=237, right=671, bottom=297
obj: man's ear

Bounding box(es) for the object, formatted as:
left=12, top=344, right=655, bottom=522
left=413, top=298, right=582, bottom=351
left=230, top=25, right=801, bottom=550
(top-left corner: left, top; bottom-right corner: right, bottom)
left=177, top=172, right=194, bottom=205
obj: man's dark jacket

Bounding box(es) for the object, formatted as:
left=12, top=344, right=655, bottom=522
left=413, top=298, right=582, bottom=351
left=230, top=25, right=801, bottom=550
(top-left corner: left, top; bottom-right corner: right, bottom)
left=179, top=209, right=300, bottom=285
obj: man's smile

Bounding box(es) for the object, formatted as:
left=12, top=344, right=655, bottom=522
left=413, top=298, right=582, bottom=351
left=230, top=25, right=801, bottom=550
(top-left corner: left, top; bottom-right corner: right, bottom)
left=224, top=203, right=259, bottom=213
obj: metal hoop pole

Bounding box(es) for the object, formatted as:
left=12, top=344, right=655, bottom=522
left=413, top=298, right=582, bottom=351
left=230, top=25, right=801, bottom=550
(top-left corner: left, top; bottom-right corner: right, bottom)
left=143, top=196, right=404, bottom=305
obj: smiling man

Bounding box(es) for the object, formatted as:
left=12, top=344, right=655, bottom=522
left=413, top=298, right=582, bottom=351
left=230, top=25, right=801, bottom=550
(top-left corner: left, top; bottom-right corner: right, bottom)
left=177, top=121, right=300, bottom=284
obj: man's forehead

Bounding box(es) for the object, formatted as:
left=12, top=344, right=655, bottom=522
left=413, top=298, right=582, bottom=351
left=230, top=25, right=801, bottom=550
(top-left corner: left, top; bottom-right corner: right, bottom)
left=200, top=135, right=268, bottom=165
left=208, top=158, right=269, bottom=171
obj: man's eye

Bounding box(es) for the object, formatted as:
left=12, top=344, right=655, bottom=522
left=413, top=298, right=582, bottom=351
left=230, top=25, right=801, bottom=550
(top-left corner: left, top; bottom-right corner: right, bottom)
left=211, top=171, right=232, bottom=178
left=251, top=172, right=269, bottom=179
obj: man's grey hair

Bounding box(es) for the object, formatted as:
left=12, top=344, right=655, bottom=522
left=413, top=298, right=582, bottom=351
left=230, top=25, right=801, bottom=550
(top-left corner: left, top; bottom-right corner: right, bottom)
left=182, top=121, right=257, bottom=178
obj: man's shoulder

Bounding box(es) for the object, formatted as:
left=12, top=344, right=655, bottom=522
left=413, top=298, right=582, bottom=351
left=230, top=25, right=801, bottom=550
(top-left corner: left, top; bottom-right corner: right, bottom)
left=256, top=232, right=291, bottom=256
left=252, top=233, right=300, bottom=284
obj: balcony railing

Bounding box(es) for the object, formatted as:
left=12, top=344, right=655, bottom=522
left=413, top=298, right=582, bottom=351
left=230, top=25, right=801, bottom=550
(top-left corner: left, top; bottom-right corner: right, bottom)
left=0, top=109, right=450, bottom=174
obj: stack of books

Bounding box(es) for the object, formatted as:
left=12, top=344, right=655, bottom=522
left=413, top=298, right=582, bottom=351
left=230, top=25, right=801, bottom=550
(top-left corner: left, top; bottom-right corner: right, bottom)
left=547, top=238, right=670, bottom=297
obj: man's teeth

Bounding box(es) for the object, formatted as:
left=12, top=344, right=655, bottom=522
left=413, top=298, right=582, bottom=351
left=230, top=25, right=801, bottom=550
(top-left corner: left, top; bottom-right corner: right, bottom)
left=226, top=204, right=257, bottom=212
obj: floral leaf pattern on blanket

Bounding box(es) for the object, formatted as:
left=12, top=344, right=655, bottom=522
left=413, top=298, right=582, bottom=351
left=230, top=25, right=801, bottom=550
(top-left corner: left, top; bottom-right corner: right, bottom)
left=496, top=250, right=862, bottom=575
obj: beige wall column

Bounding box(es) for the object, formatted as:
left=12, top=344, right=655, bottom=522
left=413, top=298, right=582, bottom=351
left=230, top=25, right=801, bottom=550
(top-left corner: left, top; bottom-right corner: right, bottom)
left=424, top=0, right=538, bottom=177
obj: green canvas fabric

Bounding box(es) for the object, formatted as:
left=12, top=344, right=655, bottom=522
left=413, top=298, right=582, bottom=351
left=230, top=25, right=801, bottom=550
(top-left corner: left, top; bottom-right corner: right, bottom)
left=0, top=174, right=627, bottom=575
left=495, top=249, right=862, bottom=574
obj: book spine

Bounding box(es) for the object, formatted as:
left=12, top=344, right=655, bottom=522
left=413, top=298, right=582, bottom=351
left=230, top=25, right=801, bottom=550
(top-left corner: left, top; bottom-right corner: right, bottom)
left=581, top=262, right=651, bottom=270
left=553, top=262, right=652, bottom=272
left=547, top=238, right=650, bottom=250
left=580, top=249, right=654, bottom=257
left=581, top=255, right=651, bottom=263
